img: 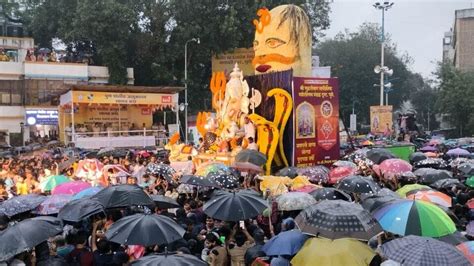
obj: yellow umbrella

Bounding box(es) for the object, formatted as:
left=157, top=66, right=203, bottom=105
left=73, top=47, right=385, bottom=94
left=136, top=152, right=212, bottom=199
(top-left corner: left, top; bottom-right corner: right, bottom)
left=290, top=176, right=312, bottom=190
left=291, top=238, right=376, bottom=266
left=259, top=176, right=291, bottom=196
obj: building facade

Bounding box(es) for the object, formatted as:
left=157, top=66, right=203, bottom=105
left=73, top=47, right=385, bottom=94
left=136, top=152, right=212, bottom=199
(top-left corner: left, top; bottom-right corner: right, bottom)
left=445, top=8, right=474, bottom=71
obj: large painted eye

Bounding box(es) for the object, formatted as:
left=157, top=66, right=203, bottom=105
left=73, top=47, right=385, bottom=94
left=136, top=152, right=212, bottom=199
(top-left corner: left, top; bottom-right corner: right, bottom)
left=265, top=38, right=286, bottom=48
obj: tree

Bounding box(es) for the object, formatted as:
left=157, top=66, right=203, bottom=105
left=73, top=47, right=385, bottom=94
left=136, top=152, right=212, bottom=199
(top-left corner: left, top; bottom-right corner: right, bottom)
left=434, top=63, right=474, bottom=137
left=315, top=23, right=424, bottom=126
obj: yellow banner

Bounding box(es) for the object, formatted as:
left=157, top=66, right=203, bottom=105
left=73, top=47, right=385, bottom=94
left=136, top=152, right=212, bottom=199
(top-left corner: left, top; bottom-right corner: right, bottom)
left=370, top=105, right=393, bottom=134
left=211, top=48, right=254, bottom=75
left=72, top=91, right=175, bottom=105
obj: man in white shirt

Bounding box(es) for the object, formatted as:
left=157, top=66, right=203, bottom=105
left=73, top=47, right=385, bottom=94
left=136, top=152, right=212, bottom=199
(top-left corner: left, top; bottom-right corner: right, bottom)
left=243, top=116, right=256, bottom=140
left=247, top=137, right=258, bottom=150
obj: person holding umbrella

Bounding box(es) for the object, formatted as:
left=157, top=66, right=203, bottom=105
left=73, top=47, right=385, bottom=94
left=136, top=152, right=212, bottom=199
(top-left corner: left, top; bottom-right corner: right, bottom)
left=227, top=224, right=255, bottom=266
left=202, top=232, right=228, bottom=266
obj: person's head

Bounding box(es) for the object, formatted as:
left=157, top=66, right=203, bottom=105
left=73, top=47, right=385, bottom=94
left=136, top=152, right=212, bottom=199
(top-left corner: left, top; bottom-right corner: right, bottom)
left=96, top=239, right=111, bottom=254
left=206, top=217, right=215, bottom=228
left=281, top=217, right=296, bottom=231
left=205, top=232, right=220, bottom=249
left=234, top=230, right=247, bottom=247
left=248, top=137, right=254, bottom=143
left=244, top=116, right=250, bottom=124
left=54, top=236, right=66, bottom=247
left=253, top=228, right=265, bottom=244
left=127, top=176, right=137, bottom=185
left=73, top=231, right=89, bottom=246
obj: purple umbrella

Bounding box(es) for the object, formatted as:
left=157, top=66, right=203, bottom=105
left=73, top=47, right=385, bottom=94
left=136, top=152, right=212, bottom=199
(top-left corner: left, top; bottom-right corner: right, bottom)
left=446, top=148, right=470, bottom=157
left=32, top=194, right=72, bottom=215
left=420, top=145, right=437, bottom=152
left=52, top=181, right=91, bottom=195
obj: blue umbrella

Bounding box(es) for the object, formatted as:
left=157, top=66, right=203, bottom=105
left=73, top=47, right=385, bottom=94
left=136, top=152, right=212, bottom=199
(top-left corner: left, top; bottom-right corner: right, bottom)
left=0, top=194, right=47, bottom=217
left=262, top=230, right=309, bottom=256
left=72, top=186, right=103, bottom=200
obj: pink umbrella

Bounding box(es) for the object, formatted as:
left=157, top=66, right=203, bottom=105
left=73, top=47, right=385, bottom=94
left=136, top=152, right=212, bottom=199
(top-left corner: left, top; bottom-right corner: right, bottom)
left=291, top=184, right=320, bottom=193
left=328, top=166, right=357, bottom=184
left=374, top=159, right=412, bottom=180
left=52, top=181, right=91, bottom=195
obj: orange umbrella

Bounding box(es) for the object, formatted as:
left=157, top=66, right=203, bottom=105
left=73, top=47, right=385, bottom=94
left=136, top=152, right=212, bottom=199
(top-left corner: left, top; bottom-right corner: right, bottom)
left=406, top=190, right=452, bottom=208
left=424, top=152, right=438, bottom=158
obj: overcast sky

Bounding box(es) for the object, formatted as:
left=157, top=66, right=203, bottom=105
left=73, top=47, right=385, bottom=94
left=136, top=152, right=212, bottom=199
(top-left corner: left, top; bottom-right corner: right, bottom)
left=322, top=0, right=474, bottom=79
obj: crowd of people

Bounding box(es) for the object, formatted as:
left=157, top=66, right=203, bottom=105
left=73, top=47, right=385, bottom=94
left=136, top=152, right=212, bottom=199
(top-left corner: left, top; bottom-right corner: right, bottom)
left=0, top=137, right=473, bottom=265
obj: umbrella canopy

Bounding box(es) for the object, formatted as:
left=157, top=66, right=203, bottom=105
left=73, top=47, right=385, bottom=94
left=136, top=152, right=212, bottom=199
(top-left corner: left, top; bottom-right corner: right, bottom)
left=276, top=192, right=316, bottom=211
left=380, top=235, right=470, bottom=266
left=397, top=184, right=431, bottom=197
left=180, top=175, right=216, bottom=187
left=40, top=175, right=70, bottom=191
left=258, top=176, right=291, bottom=196
left=336, top=175, right=380, bottom=194
left=0, top=194, right=46, bottom=217
left=195, top=162, right=229, bottom=176
left=150, top=195, right=181, bottom=209
left=292, top=184, right=320, bottom=193
left=436, top=231, right=469, bottom=246
left=297, top=166, right=330, bottom=184
left=431, top=178, right=465, bottom=190
left=467, top=220, right=474, bottom=236
left=409, top=152, right=428, bottom=164
left=230, top=162, right=263, bottom=174
left=332, top=160, right=357, bottom=168
left=235, top=149, right=267, bottom=166
left=361, top=195, right=399, bottom=213
left=328, top=166, right=357, bottom=184
left=131, top=253, right=207, bottom=266
left=415, top=168, right=454, bottom=185
left=32, top=194, right=72, bottom=215
left=51, top=181, right=91, bottom=195
left=309, top=187, right=352, bottom=201
left=374, top=199, right=456, bottom=237
left=407, top=190, right=452, bottom=208
left=420, top=145, right=437, bottom=152
left=374, top=158, right=412, bottom=180
left=91, top=184, right=154, bottom=208
left=105, top=213, right=185, bottom=246
left=207, top=171, right=240, bottom=189
left=458, top=163, right=474, bottom=176
left=291, top=237, right=376, bottom=266
left=366, top=148, right=395, bottom=164
left=276, top=167, right=299, bottom=178
left=58, top=198, right=105, bottom=222
left=0, top=216, right=63, bottom=261
left=295, top=200, right=382, bottom=240
left=447, top=148, right=470, bottom=157
left=146, top=163, right=176, bottom=181
left=203, top=190, right=267, bottom=221
left=72, top=186, right=103, bottom=200
left=414, top=158, right=448, bottom=169
left=457, top=241, right=474, bottom=264
left=262, top=230, right=308, bottom=256
left=467, top=176, right=474, bottom=188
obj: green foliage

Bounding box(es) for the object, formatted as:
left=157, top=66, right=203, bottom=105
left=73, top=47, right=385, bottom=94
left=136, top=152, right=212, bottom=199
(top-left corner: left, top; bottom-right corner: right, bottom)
left=315, top=23, right=422, bottom=126
left=434, top=63, right=474, bottom=137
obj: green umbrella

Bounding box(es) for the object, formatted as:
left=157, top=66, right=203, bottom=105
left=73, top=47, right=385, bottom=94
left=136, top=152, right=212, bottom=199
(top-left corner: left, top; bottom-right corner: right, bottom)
left=396, top=184, right=431, bottom=197
left=466, top=176, right=474, bottom=188
left=40, top=175, right=70, bottom=192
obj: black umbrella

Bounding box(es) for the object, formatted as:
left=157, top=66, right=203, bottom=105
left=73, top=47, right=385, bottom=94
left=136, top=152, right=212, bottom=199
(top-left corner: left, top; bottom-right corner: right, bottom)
left=105, top=213, right=185, bottom=246
left=0, top=216, right=63, bottom=261
left=203, top=190, right=267, bottom=221
left=361, top=195, right=399, bottom=213
left=295, top=200, right=382, bottom=240
left=414, top=168, right=454, bottom=185
left=150, top=195, right=181, bottom=209
left=207, top=171, right=240, bottom=189
left=336, top=175, right=380, bottom=194
left=146, top=163, right=176, bottom=182
left=309, top=187, right=351, bottom=201
left=0, top=194, right=47, bottom=217
left=414, top=158, right=448, bottom=169
left=458, top=163, right=474, bottom=176
left=431, top=178, right=465, bottom=190
left=409, top=152, right=427, bottom=164
left=435, top=231, right=469, bottom=246
left=180, top=175, right=216, bottom=187
left=297, top=166, right=330, bottom=184
left=91, top=184, right=154, bottom=208
left=276, top=167, right=299, bottom=178
left=379, top=235, right=470, bottom=266
left=366, top=148, right=395, bottom=164
left=131, top=253, right=207, bottom=266
left=235, top=149, right=267, bottom=166
left=98, top=148, right=129, bottom=158
left=58, top=198, right=105, bottom=222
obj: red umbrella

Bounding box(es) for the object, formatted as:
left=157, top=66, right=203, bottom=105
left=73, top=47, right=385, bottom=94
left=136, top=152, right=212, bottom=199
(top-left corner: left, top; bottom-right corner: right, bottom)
left=328, top=166, right=357, bottom=184
left=467, top=199, right=474, bottom=209
left=374, top=159, right=412, bottom=180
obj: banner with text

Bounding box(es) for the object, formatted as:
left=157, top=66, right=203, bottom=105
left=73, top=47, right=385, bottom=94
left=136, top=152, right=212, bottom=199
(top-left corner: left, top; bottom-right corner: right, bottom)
left=293, top=77, right=340, bottom=167
left=211, top=48, right=254, bottom=76
left=370, top=105, right=393, bottom=134
left=72, top=91, right=177, bottom=106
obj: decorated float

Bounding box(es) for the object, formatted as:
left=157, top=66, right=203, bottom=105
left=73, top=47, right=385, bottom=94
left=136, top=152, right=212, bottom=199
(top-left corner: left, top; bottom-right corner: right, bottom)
left=167, top=4, right=341, bottom=174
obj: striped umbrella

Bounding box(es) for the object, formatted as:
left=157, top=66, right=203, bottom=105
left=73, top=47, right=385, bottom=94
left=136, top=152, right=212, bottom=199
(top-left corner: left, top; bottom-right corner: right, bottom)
left=406, top=190, right=452, bottom=208
left=374, top=199, right=456, bottom=237
left=457, top=241, right=474, bottom=264
left=40, top=175, right=70, bottom=192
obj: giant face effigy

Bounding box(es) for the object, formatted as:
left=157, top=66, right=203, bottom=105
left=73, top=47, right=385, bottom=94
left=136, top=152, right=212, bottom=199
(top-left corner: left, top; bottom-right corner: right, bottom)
left=252, top=5, right=312, bottom=77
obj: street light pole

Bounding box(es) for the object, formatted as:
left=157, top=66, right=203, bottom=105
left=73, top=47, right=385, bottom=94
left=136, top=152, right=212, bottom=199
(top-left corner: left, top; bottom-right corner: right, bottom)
left=374, top=1, right=394, bottom=106
left=184, top=37, right=200, bottom=144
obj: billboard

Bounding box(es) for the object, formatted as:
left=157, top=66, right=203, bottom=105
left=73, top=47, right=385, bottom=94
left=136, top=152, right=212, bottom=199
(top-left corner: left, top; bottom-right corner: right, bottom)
left=370, top=105, right=393, bottom=134
left=293, top=77, right=340, bottom=167
left=25, top=109, right=58, bottom=125
left=211, top=48, right=254, bottom=76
